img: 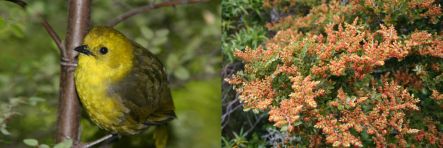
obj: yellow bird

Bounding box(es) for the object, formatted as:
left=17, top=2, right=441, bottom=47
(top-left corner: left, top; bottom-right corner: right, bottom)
left=74, top=26, right=176, bottom=146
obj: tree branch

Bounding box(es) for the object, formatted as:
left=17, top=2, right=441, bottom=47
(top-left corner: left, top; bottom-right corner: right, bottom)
left=39, top=14, right=66, bottom=57
left=5, top=0, right=27, bottom=8
left=244, top=114, right=265, bottom=137
left=56, top=0, right=90, bottom=146
left=107, top=0, right=209, bottom=26
left=5, top=0, right=84, bottom=144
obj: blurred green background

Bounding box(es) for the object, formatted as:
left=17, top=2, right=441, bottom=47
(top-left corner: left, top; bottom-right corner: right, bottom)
left=0, top=0, right=221, bottom=147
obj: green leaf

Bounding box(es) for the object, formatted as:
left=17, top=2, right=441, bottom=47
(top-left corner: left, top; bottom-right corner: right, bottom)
left=0, top=17, right=4, bottom=28
left=184, top=37, right=202, bottom=52
left=9, top=97, right=24, bottom=106
left=151, top=36, right=167, bottom=46
left=280, top=125, right=288, bottom=132
left=26, top=1, right=45, bottom=15
left=293, top=121, right=303, bottom=126
left=54, top=139, right=73, bottom=148
left=37, top=85, right=55, bottom=93
left=140, top=27, right=153, bottom=39
left=174, top=66, right=190, bottom=80
left=11, top=24, right=25, bottom=38
left=39, top=144, right=50, bottom=148
left=28, top=96, right=45, bottom=106
left=135, top=37, right=148, bottom=48
left=23, top=139, right=39, bottom=146
left=149, top=47, right=162, bottom=54
left=166, top=54, right=180, bottom=70
left=155, top=29, right=169, bottom=37
left=1, top=127, right=11, bottom=135
left=338, top=104, right=344, bottom=111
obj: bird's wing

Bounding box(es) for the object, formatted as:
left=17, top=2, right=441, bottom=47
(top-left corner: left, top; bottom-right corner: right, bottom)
left=109, top=43, right=176, bottom=125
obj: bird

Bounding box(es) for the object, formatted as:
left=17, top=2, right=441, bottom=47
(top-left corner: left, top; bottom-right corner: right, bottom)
left=74, top=26, right=176, bottom=147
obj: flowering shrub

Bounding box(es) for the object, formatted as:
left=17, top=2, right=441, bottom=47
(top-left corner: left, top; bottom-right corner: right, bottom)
left=227, top=0, right=443, bottom=147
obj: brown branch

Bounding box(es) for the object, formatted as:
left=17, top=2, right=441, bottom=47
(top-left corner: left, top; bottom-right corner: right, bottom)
left=107, top=0, right=209, bottom=26
left=5, top=0, right=84, bottom=144
left=39, top=14, right=66, bottom=57
left=56, top=0, right=90, bottom=146
left=5, top=0, right=27, bottom=8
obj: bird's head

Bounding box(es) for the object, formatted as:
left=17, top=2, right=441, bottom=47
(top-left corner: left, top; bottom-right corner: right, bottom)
left=75, top=26, right=134, bottom=81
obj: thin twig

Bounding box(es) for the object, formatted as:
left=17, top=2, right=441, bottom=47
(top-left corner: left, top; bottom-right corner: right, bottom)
left=244, top=114, right=265, bottom=136
left=221, top=98, right=240, bottom=123
left=83, top=134, right=119, bottom=148
left=39, top=14, right=66, bottom=57
left=107, top=0, right=209, bottom=26
left=221, top=103, right=241, bottom=129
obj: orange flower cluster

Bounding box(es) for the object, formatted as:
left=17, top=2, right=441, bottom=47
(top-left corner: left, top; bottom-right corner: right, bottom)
left=431, top=90, right=443, bottom=101
left=309, top=20, right=411, bottom=79
left=314, top=114, right=363, bottom=147
left=392, top=70, right=424, bottom=90
left=267, top=0, right=442, bottom=32
left=269, top=73, right=324, bottom=132
left=408, top=0, right=442, bottom=24
left=317, top=78, right=420, bottom=147
left=415, top=118, right=443, bottom=145
left=407, top=31, right=443, bottom=58
left=328, top=88, right=367, bottom=108
left=309, top=20, right=442, bottom=80
left=228, top=20, right=443, bottom=146
left=226, top=0, right=443, bottom=147
left=237, top=76, right=276, bottom=111
left=266, top=0, right=350, bottom=33
left=234, top=46, right=271, bottom=63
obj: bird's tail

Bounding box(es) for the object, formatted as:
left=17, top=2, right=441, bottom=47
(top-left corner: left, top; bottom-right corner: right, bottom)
left=154, top=124, right=169, bottom=148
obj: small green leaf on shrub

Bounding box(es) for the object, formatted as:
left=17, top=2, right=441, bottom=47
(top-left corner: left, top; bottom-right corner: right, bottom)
left=23, top=138, right=39, bottom=146
left=1, top=128, right=11, bottom=135
left=39, top=144, right=50, bottom=148
left=174, top=67, right=190, bottom=80
left=294, top=121, right=303, bottom=126
left=280, top=125, right=288, bottom=132
left=54, top=139, right=73, bottom=148
left=155, top=29, right=169, bottom=37
left=338, top=105, right=344, bottom=111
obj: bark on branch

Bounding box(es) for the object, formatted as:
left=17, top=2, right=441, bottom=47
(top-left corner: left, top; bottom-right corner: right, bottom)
left=56, top=0, right=90, bottom=146
left=5, top=0, right=85, bottom=145
left=107, top=0, right=209, bottom=26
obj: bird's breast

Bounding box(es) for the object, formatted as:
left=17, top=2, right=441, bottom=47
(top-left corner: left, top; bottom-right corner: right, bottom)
left=75, top=62, right=143, bottom=134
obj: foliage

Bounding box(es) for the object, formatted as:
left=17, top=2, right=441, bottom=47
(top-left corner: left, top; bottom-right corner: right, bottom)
left=222, top=128, right=248, bottom=147
left=226, top=0, right=443, bottom=147
left=0, top=0, right=220, bottom=147
left=222, top=26, right=268, bottom=62
left=169, top=78, right=221, bottom=148
left=221, top=0, right=273, bottom=147
left=222, top=0, right=269, bottom=63
left=23, top=138, right=72, bottom=148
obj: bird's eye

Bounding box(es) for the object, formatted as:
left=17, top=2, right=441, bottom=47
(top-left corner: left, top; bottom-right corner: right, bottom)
left=99, top=47, right=108, bottom=54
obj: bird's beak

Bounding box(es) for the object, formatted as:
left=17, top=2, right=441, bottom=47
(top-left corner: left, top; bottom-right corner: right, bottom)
left=74, top=45, right=94, bottom=56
